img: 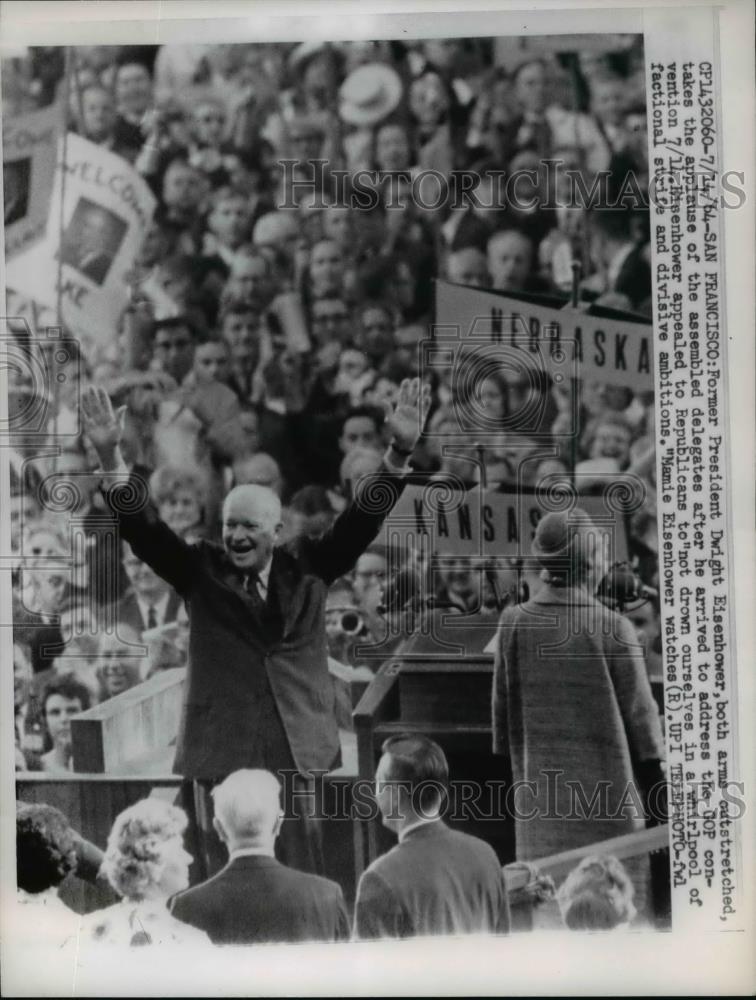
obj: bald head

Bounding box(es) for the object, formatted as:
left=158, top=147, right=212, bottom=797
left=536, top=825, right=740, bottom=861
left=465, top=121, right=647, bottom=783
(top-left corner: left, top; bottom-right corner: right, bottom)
left=222, top=484, right=283, bottom=572
left=212, top=769, right=282, bottom=851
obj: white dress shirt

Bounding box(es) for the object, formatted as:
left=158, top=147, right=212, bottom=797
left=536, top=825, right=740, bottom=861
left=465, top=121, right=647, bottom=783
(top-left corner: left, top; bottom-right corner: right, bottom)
left=135, top=590, right=171, bottom=631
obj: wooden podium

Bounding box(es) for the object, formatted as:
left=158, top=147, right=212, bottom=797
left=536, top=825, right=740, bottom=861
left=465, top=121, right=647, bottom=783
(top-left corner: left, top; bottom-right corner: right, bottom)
left=353, top=644, right=514, bottom=867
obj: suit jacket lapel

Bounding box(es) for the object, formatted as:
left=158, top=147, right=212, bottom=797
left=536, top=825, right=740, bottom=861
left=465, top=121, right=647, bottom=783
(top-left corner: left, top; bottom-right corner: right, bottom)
left=270, top=548, right=305, bottom=639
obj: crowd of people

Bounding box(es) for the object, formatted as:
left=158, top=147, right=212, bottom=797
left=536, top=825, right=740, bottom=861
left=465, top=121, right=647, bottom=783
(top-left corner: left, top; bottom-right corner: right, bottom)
left=6, top=37, right=661, bottom=773
left=17, top=739, right=643, bottom=947
left=6, top=36, right=666, bottom=941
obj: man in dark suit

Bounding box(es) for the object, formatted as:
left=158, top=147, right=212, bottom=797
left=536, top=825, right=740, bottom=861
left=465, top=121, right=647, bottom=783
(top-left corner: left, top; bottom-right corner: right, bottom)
left=354, top=734, right=511, bottom=939
left=585, top=208, right=651, bottom=312
left=170, top=768, right=349, bottom=944
left=81, top=379, right=430, bottom=878
left=119, top=541, right=183, bottom=636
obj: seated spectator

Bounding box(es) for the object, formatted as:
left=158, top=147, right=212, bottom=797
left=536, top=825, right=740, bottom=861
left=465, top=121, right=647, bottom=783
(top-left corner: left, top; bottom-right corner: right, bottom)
left=354, top=735, right=510, bottom=938
left=487, top=228, right=541, bottom=294
left=307, top=238, right=346, bottom=300
left=576, top=412, right=634, bottom=489
left=185, top=337, right=233, bottom=389
left=310, top=296, right=351, bottom=348
left=113, top=57, right=154, bottom=150
left=219, top=298, right=263, bottom=399
left=338, top=406, right=383, bottom=457
left=95, top=627, right=146, bottom=703
left=232, top=452, right=284, bottom=497
left=120, top=541, right=183, bottom=637
left=352, top=547, right=388, bottom=637
left=557, top=855, right=638, bottom=930
left=15, top=804, right=82, bottom=945
left=286, top=485, right=336, bottom=542
left=584, top=208, right=651, bottom=313
left=445, top=246, right=490, bottom=287
left=226, top=248, right=274, bottom=313
left=158, top=157, right=207, bottom=247
left=334, top=346, right=374, bottom=406
left=389, top=323, right=424, bottom=379
left=339, top=445, right=383, bottom=501
left=437, top=556, right=482, bottom=613
left=39, top=677, right=92, bottom=773
left=151, top=315, right=198, bottom=384
left=357, top=301, right=395, bottom=368
left=149, top=465, right=208, bottom=542
left=76, top=83, right=140, bottom=162
left=170, top=769, right=348, bottom=944
left=85, top=799, right=209, bottom=946
left=202, top=185, right=252, bottom=269
left=188, top=96, right=234, bottom=188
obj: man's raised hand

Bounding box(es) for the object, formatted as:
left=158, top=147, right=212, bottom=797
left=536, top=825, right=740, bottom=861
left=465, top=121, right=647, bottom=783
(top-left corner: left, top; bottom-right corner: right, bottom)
left=81, top=386, right=126, bottom=466
left=384, top=378, right=432, bottom=455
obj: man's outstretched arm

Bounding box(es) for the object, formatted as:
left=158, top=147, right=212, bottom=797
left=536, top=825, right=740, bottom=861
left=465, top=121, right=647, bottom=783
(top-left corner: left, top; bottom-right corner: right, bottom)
left=303, top=378, right=432, bottom=584
left=82, top=386, right=197, bottom=597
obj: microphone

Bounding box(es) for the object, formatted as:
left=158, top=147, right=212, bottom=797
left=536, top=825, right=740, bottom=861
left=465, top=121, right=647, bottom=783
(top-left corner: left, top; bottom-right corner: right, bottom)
left=596, top=562, right=658, bottom=610
left=378, top=567, right=422, bottom=616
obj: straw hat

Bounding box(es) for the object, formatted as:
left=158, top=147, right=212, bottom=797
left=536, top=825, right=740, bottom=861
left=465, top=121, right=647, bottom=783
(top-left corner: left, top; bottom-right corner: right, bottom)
left=338, top=63, right=403, bottom=126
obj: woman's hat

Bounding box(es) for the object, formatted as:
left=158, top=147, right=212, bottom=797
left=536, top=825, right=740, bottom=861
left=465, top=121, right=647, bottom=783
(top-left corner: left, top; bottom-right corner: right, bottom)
left=531, top=507, right=597, bottom=572
left=339, top=63, right=403, bottom=126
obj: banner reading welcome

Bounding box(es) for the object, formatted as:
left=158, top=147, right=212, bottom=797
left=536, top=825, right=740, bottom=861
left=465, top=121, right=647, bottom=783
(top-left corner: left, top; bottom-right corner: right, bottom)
left=435, top=280, right=654, bottom=392
left=5, top=133, right=155, bottom=345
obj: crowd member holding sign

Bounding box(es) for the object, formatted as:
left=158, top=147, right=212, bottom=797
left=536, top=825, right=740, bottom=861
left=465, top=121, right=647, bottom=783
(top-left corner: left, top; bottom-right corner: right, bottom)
left=6, top=37, right=667, bottom=933
left=81, top=378, right=430, bottom=877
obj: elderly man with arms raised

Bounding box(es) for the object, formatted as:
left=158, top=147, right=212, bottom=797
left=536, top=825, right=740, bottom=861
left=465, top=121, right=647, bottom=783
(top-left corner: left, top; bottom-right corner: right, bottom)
left=81, top=378, right=430, bottom=878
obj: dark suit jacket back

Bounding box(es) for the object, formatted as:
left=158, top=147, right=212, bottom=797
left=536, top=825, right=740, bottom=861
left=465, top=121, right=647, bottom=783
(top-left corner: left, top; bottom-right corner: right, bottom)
left=170, top=855, right=349, bottom=944
left=354, top=821, right=510, bottom=939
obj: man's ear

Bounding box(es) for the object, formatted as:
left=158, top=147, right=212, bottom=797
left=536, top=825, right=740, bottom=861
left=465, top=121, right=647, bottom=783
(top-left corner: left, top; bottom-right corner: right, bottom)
left=213, top=816, right=228, bottom=844
left=272, top=813, right=284, bottom=839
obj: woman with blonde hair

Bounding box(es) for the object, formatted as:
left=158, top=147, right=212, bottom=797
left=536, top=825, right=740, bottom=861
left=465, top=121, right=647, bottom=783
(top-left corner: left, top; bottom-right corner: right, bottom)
left=85, top=799, right=209, bottom=946
left=557, top=854, right=638, bottom=930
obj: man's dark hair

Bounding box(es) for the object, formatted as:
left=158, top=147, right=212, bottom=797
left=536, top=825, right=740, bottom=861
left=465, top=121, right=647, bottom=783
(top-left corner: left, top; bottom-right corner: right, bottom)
left=42, top=677, right=92, bottom=716
left=219, top=295, right=260, bottom=323
left=16, top=803, right=78, bottom=893
left=380, top=734, right=449, bottom=813
left=340, top=406, right=383, bottom=434
left=288, top=485, right=335, bottom=517
left=359, top=300, right=395, bottom=324
left=152, top=314, right=197, bottom=340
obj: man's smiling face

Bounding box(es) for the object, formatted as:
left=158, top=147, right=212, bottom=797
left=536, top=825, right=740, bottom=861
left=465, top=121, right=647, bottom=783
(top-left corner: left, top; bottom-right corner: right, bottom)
left=222, top=485, right=282, bottom=573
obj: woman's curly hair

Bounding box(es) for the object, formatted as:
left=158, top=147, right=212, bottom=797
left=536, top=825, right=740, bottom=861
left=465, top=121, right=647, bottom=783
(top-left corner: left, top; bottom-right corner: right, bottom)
left=557, top=854, right=637, bottom=930
left=100, top=799, right=188, bottom=901
left=16, top=803, right=78, bottom=893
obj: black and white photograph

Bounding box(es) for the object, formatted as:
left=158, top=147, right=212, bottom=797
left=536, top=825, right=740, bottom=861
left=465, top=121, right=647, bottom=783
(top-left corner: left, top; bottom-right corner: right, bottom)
left=59, top=196, right=127, bottom=286
left=0, top=1, right=752, bottom=996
